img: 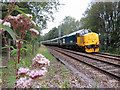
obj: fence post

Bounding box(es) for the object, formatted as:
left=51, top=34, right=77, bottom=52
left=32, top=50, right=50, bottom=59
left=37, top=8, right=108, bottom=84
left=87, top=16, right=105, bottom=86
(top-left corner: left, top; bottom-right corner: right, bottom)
left=38, top=42, right=40, bottom=47
left=0, top=33, right=2, bottom=68
left=8, top=39, right=11, bottom=60
left=32, top=42, right=34, bottom=55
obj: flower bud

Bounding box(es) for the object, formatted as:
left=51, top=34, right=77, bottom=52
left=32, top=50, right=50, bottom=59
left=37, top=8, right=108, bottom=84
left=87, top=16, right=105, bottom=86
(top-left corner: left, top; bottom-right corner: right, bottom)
left=15, top=5, right=19, bottom=9
left=30, top=28, right=39, bottom=35
left=8, top=4, right=12, bottom=10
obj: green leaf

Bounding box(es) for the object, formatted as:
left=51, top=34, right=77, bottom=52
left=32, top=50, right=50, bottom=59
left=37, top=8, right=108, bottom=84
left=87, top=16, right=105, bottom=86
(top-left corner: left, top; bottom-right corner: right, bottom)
left=2, top=46, right=8, bottom=49
left=18, top=8, right=26, bottom=11
left=16, top=74, right=20, bottom=78
left=13, top=8, right=32, bottom=22
left=58, top=80, right=60, bottom=84
left=24, top=74, right=29, bottom=78
left=10, top=46, right=15, bottom=50
left=0, top=25, right=16, bottom=40
left=22, top=39, right=28, bottom=43
left=21, top=48, right=27, bottom=51
left=2, top=46, right=15, bottom=50
left=21, top=59, right=28, bottom=66
left=11, top=49, right=19, bottom=55
left=16, top=63, right=21, bottom=69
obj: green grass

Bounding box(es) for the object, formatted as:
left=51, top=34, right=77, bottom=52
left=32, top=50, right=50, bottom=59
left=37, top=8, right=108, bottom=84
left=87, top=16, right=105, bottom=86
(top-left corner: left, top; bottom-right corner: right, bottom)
left=38, top=45, right=55, bottom=61
left=100, top=48, right=120, bottom=55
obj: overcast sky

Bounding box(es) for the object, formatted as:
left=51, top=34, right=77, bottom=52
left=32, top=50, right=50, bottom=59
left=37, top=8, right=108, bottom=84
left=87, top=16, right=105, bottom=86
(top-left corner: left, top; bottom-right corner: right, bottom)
left=41, top=0, right=92, bottom=35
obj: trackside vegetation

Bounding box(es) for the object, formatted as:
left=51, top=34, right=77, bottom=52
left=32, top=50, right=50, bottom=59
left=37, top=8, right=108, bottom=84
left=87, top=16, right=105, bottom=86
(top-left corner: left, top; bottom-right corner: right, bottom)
left=42, top=2, right=120, bottom=55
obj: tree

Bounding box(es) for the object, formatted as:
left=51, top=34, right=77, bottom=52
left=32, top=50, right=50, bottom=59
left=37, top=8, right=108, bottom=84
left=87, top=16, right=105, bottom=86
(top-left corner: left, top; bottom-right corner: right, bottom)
left=80, top=1, right=120, bottom=52
left=28, top=1, right=60, bottom=29
left=60, top=16, right=81, bottom=35
left=43, top=27, right=58, bottom=40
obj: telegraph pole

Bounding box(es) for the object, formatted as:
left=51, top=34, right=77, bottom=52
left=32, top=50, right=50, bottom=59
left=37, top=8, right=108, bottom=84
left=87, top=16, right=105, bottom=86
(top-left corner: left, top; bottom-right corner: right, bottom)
left=59, top=23, right=61, bottom=37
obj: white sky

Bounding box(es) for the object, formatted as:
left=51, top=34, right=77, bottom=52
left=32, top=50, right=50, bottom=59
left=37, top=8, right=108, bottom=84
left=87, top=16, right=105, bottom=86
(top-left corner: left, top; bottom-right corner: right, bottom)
left=41, top=0, right=92, bottom=35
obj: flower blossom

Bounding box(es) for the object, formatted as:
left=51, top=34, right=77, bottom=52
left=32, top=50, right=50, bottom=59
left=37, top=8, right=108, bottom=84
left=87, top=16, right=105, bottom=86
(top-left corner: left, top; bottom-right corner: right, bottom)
left=38, top=58, right=50, bottom=65
left=30, top=28, right=39, bottom=35
left=37, top=53, right=45, bottom=58
left=33, top=54, right=50, bottom=65
left=33, top=57, right=39, bottom=62
left=18, top=67, right=30, bottom=75
left=0, top=21, right=11, bottom=32
left=3, top=21, right=11, bottom=27
left=26, top=14, right=33, bottom=19
left=27, top=69, right=47, bottom=79
left=41, top=67, right=47, bottom=70
left=15, top=40, right=23, bottom=47
left=7, top=14, right=36, bottom=33
left=15, top=77, right=33, bottom=88
left=15, top=40, right=23, bottom=45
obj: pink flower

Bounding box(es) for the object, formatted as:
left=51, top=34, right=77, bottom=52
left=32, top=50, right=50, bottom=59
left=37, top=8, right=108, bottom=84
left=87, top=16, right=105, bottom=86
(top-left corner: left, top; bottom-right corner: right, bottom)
left=0, top=21, right=11, bottom=32
left=36, top=54, right=44, bottom=58
left=40, top=58, right=50, bottom=65
left=30, top=28, right=39, bottom=35
left=31, top=21, right=36, bottom=26
left=15, top=77, right=33, bottom=88
left=15, top=40, right=23, bottom=44
left=41, top=67, right=46, bottom=70
left=33, top=57, right=50, bottom=65
left=33, top=57, right=39, bottom=62
left=0, top=29, right=5, bottom=32
left=32, top=54, right=50, bottom=66
left=26, top=14, right=33, bottom=19
left=15, top=40, right=23, bottom=46
left=7, top=14, right=36, bottom=33
left=18, top=67, right=30, bottom=75
left=27, top=69, right=47, bottom=79
left=3, top=21, right=11, bottom=27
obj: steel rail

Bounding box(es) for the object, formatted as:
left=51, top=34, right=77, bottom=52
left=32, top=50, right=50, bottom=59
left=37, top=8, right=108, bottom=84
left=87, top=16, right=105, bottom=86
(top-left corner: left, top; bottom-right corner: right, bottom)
left=98, top=52, right=120, bottom=58
left=92, top=54, right=120, bottom=61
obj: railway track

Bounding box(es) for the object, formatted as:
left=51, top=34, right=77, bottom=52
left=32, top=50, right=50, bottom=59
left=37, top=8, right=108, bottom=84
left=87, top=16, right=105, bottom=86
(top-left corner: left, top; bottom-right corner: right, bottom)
left=47, top=46, right=120, bottom=80
left=93, top=52, right=120, bottom=61
left=47, top=47, right=102, bottom=88
left=98, top=52, right=120, bottom=58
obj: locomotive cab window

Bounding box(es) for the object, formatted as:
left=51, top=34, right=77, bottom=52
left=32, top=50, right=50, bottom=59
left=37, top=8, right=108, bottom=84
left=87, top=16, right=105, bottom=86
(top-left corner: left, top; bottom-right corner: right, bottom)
left=78, top=30, right=91, bottom=37
left=84, top=29, right=91, bottom=34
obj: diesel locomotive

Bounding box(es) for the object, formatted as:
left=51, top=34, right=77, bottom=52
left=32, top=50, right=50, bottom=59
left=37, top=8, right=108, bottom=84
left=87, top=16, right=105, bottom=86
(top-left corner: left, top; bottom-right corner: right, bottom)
left=41, top=29, right=100, bottom=53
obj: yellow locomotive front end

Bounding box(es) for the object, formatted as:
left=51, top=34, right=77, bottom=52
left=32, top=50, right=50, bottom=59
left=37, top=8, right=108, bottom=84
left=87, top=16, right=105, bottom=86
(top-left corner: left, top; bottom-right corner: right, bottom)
left=84, top=33, right=99, bottom=52
left=77, top=29, right=99, bottom=53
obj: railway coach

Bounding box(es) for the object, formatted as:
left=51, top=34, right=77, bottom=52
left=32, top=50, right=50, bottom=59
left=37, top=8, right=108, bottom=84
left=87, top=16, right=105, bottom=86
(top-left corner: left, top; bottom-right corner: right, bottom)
left=41, top=29, right=100, bottom=53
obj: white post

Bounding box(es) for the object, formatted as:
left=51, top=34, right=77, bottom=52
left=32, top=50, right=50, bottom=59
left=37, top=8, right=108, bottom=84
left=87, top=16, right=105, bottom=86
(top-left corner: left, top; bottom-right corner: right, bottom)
left=8, top=39, right=11, bottom=60
left=59, top=22, right=61, bottom=37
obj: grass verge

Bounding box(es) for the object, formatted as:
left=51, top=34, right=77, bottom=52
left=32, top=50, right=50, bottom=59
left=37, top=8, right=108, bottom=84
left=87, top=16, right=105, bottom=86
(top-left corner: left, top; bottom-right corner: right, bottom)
left=1, top=44, right=55, bottom=88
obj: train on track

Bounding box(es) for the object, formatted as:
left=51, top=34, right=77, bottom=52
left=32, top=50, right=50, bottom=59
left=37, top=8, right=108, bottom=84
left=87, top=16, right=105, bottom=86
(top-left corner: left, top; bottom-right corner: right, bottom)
left=41, top=29, right=100, bottom=53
